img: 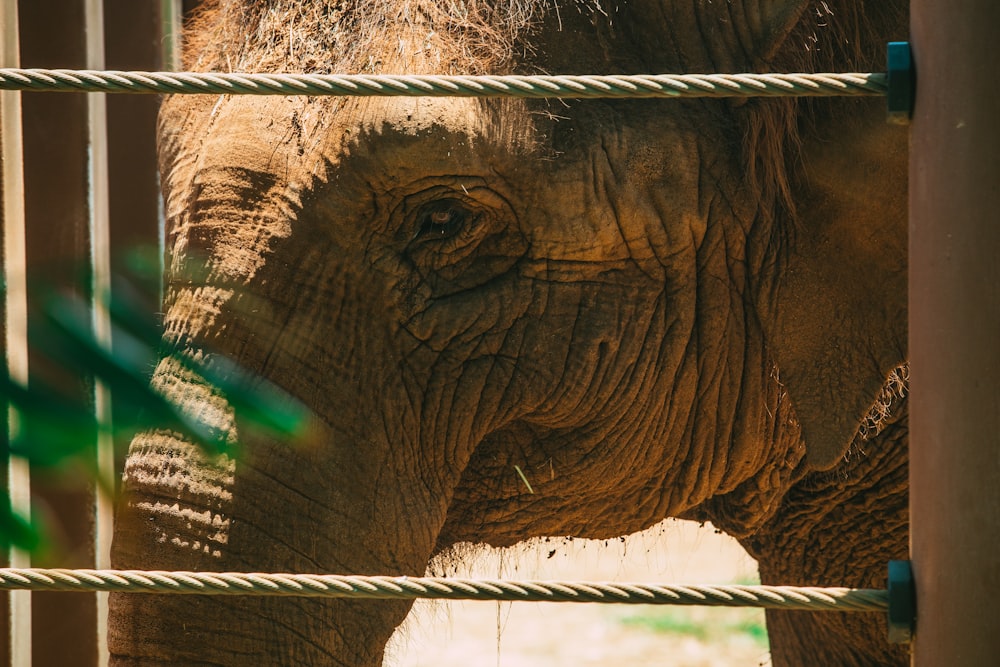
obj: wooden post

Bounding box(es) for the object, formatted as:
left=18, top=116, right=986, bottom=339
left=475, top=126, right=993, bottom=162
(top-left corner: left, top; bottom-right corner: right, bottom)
left=85, top=1, right=114, bottom=662
left=1, top=0, right=32, bottom=661
left=910, top=1, right=1000, bottom=665
left=17, top=0, right=102, bottom=662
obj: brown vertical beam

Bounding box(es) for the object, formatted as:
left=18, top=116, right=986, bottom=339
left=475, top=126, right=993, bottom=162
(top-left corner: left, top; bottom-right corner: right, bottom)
left=106, top=0, right=165, bottom=249
left=910, top=1, right=1000, bottom=665
left=102, top=9, right=165, bottom=661
left=104, top=0, right=165, bottom=312
left=17, top=0, right=100, bottom=663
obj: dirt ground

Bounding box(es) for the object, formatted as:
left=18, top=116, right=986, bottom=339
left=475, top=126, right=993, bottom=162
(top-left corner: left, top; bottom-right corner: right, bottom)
left=389, top=519, right=772, bottom=667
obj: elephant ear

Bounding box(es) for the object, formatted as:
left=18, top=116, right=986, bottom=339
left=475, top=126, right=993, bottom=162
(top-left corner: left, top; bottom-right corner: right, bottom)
left=754, top=2, right=909, bottom=469
left=709, top=0, right=812, bottom=70
left=769, top=122, right=907, bottom=470
left=746, top=1, right=812, bottom=65
left=618, top=1, right=810, bottom=73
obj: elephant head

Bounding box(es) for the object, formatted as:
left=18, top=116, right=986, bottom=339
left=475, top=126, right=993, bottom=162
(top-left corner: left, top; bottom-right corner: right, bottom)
left=109, top=1, right=908, bottom=665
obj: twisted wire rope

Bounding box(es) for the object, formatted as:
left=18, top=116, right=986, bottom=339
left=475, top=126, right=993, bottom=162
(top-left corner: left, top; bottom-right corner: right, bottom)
left=0, top=68, right=886, bottom=98
left=0, top=66, right=891, bottom=620
left=0, top=568, right=888, bottom=612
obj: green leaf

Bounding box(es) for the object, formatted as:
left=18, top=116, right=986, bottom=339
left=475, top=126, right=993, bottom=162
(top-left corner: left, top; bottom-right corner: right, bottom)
left=0, top=499, right=42, bottom=553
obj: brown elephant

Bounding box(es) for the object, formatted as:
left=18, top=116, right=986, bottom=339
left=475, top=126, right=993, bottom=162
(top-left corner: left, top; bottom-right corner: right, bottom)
left=109, top=1, right=909, bottom=665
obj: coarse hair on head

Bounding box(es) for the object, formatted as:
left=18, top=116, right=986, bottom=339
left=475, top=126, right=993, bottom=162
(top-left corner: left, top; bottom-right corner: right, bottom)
left=179, top=0, right=605, bottom=75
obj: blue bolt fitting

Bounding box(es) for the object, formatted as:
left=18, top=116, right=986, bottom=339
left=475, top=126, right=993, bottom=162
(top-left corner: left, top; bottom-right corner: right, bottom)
left=888, top=559, right=916, bottom=644
left=887, top=42, right=915, bottom=124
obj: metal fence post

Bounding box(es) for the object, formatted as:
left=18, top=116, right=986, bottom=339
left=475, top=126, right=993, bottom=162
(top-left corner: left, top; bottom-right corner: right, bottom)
left=910, top=1, right=1000, bottom=664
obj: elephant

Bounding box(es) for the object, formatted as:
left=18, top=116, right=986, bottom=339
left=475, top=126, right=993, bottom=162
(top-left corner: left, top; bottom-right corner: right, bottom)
left=108, top=1, right=909, bottom=665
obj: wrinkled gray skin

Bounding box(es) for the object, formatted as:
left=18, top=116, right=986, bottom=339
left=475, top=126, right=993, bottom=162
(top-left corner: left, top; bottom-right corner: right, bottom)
left=109, top=1, right=909, bottom=665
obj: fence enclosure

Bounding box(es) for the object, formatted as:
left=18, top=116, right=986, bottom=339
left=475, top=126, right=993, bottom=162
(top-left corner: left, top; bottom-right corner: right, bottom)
left=2, top=1, right=166, bottom=664
left=3, top=1, right=1000, bottom=666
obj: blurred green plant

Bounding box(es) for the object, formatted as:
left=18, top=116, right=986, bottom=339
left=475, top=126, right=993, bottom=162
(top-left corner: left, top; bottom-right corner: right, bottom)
left=1, top=248, right=311, bottom=553
left=619, top=605, right=769, bottom=648
left=618, top=575, right=769, bottom=648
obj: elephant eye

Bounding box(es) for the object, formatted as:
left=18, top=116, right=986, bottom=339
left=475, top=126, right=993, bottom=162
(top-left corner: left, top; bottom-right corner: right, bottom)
left=415, top=200, right=474, bottom=241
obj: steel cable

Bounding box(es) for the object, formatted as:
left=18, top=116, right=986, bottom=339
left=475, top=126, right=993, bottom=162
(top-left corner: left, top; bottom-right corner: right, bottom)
left=0, top=568, right=888, bottom=612
left=0, top=69, right=886, bottom=98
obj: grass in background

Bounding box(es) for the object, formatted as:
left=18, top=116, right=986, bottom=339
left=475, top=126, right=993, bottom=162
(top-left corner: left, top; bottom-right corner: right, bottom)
left=619, top=607, right=768, bottom=648
left=616, top=576, right=769, bottom=649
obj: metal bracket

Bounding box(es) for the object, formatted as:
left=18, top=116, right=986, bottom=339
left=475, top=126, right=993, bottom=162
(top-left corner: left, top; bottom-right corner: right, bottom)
left=887, top=41, right=915, bottom=124
left=888, top=560, right=916, bottom=643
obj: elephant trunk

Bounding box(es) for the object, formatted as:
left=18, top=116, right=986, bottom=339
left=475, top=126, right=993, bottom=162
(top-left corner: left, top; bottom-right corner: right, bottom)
left=108, top=182, right=440, bottom=663
left=108, top=354, right=417, bottom=666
